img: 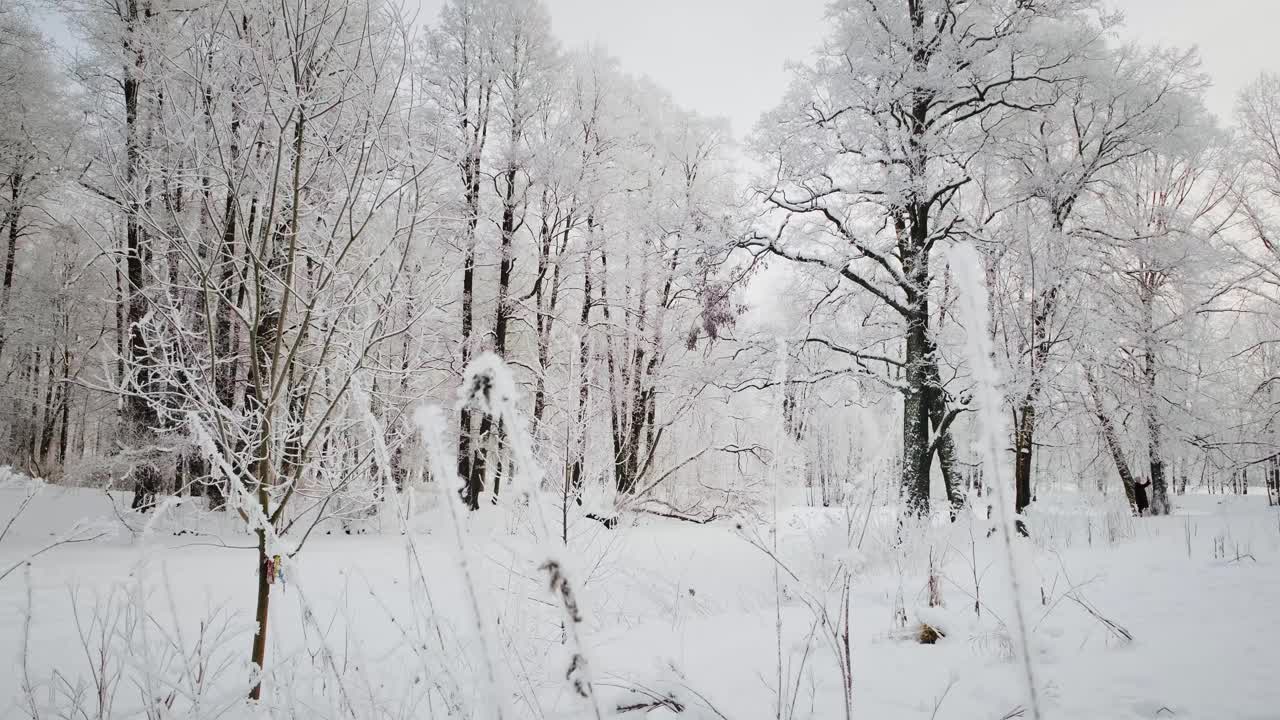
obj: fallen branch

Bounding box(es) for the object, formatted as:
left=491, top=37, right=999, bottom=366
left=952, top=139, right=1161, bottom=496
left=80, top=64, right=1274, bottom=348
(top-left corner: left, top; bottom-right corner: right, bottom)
left=1051, top=552, right=1132, bottom=645
left=616, top=695, right=685, bottom=714
left=585, top=513, right=619, bottom=529
left=635, top=507, right=722, bottom=524
left=1065, top=591, right=1133, bottom=644
left=633, top=498, right=726, bottom=525
left=621, top=444, right=765, bottom=509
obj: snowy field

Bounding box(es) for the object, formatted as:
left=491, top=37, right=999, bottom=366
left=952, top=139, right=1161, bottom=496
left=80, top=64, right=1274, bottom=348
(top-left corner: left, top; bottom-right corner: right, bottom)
left=9, top=0, right=1280, bottom=717
left=3, top=477, right=1278, bottom=720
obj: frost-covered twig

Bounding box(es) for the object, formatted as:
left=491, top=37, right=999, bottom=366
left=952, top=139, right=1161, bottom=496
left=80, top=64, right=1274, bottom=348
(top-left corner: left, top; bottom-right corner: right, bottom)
left=0, top=526, right=109, bottom=584
left=631, top=497, right=726, bottom=524
left=620, top=443, right=766, bottom=509
left=0, top=479, right=39, bottom=545
left=290, top=582, right=361, bottom=718
left=739, top=524, right=854, bottom=720
left=415, top=404, right=511, bottom=720
left=19, top=565, right=41, bottom=719
left=930, top=676, right=957, bottom=720
left=454, top=354, right=605, bottom=720
left=1049, top=554, right=1133, bottom=645
left=951, top=244, right=1042, bottom=720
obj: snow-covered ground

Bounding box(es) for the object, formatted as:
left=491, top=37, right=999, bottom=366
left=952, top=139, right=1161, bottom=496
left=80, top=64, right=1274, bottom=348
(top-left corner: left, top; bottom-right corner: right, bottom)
left=3, top=477, right=1279, bottom=719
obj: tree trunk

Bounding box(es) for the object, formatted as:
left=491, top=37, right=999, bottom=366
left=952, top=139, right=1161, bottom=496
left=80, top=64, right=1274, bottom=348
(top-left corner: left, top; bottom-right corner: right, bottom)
left=57, top=351, right=72, bottom=466
left=494, top=165, right=518, bottom=359
left=55, top=348, right=72, bottom=466
left=243, top=92, right=310, bottom=698
left=1140, top=291, right=1171, bottom=515
left=622, top=272, right=649, bottom=493
left=458, top=197, right=479, bottom=508
left=478, top=159, right=522, bottom=502
left=456, top=77, right=488, bottom=509
left=899, top=206, right=932, bottom=516
left=1085, top=367, right=1139, bottom=514
left=531, top=206, right=555, bottom=432
left=568, top=237, right=594, bottom=500
left=923, top=346, right=963, bottom=517
left=0, top=170, right=22, bottom=361
left=37, top=347, right=59, bottom=467
left=1013, top=404, right=1035, bottom=515
left=532, top=214, right=569, bottom=435
left=249, top=526, right=271, bottom=700
left=122, top=0, right=156, bottom=439
left=899, top=4, right=936, bottom=517
left=1011, top=281, right=1058, bottom=529
left=902, top=309, right=932, bottom=515
left=597, top=246, right=632, bottom=494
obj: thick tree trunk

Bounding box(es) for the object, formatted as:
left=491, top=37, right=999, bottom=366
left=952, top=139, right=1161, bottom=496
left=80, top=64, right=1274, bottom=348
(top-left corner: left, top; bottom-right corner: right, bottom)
left=899, top=4, right=936, bottom=517
left=902, top=310, right=932, bottom=515
left=1013, top=405, right=1034, bottom=514
left=1140, top=291, right=1171, bottom=515
left=1012, top=281, right=1058, bottom=530
left=122, top=0, right=156, bottom=439
left=898, top=204, right=932, bottom=517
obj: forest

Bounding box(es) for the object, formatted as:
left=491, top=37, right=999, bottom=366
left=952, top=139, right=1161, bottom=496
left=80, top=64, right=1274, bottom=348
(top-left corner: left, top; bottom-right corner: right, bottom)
left=1, top=0, right=1279, bottom=717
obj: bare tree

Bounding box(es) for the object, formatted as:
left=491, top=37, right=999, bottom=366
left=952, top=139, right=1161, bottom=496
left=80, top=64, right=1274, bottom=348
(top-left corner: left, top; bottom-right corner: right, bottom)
left=747, top=0, right=1098, bottom=516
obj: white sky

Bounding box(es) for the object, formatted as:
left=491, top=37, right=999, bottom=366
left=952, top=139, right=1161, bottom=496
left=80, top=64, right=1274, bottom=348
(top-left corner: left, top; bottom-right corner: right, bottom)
left=420, top=0, right=1280, bottom=141
left=38, top=0, right=1280, bottom=139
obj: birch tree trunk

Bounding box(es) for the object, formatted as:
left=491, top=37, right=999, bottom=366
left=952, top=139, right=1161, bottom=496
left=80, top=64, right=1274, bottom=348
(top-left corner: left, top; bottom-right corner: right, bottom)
left=1086, top=366, right=1140, bottom=514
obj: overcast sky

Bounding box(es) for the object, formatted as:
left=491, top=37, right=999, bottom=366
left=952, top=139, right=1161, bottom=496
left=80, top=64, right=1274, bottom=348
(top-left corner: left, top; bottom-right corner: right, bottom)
left=39, top=0, right=1280, bottom=140
left=418, top=0, right=1280, bottom=141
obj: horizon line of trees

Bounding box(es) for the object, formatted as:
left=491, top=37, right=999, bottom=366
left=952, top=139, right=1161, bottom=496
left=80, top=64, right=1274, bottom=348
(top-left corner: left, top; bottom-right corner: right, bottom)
left=0, top=0, right=1278, bottom=534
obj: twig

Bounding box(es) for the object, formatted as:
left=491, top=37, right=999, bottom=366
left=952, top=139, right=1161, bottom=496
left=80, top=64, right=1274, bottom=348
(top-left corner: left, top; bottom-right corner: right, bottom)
left=615, top=696, right=685, bottom=714
left=0, top=531, right=109, bottom=584
left=1051, top=552, right=1132, bottom=644
left=930, top=677, right=957, bottom=720
left=1065, top=593, right=1133, bottom=644
left=0, top=483, right=39, bottom=545
left=633, top=498, right=726, bottom=524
